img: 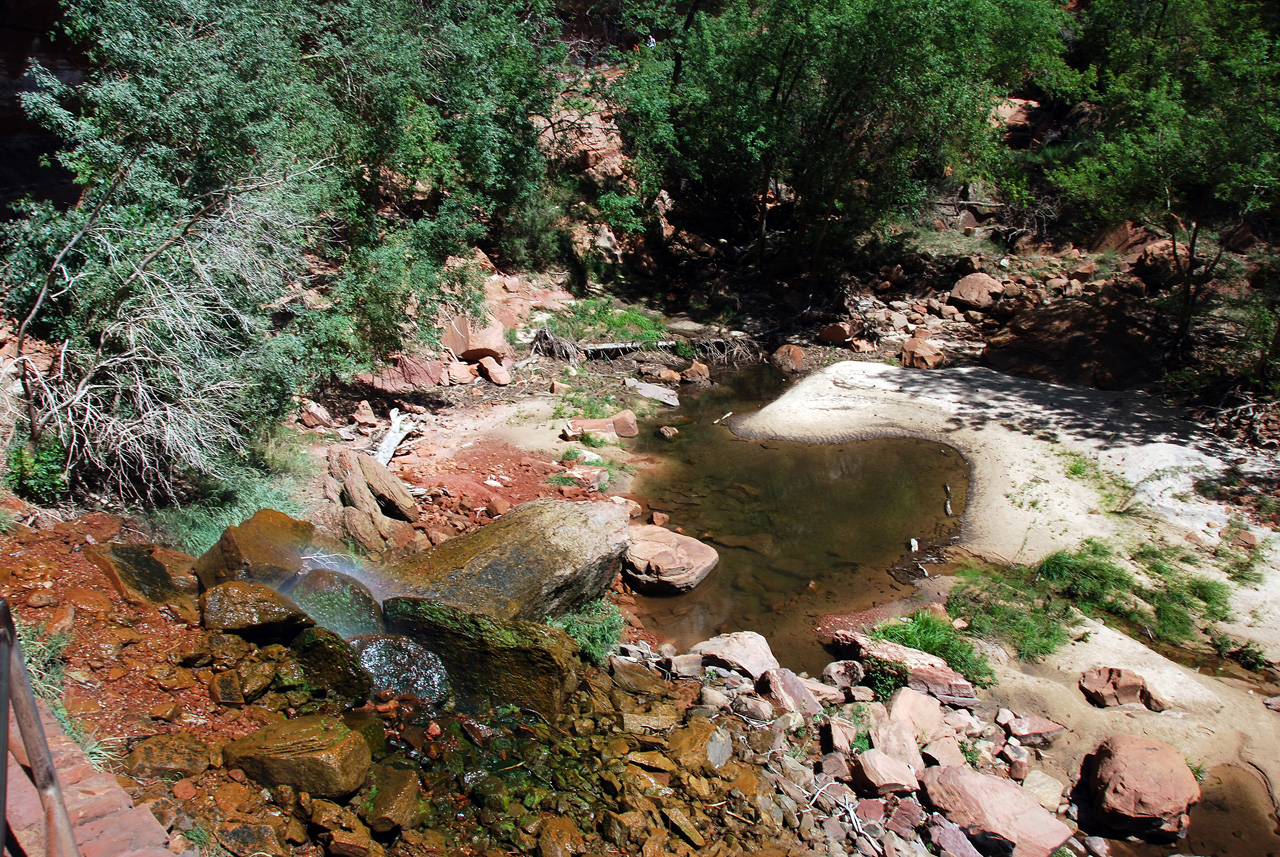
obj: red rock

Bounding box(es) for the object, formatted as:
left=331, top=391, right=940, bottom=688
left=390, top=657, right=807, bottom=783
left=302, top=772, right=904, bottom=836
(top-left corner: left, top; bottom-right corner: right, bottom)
left=689, top=631, right=779, bottom=679
left=756, top=668, right=822, bottom=717
left=887, top=688, right=945, bottom=742
left=771, top=344, right=805, bottom=373
left=949, top=273, right=1002, bottom=310
left=817, top=321, right=858, bottom=345
left=885, top=797, right=926, bottom=837
left=478, top=356, right=511, bottom=385
left=1090, top=735, right=1201, bottom=836
left=927, top=812, right=983, bottom=857
left=853, top=749, right=919, bottom=795
left=680, top=361, right=711, bottom=384
left=657, top=426, right=679, bottom=440
left=487, top=496, right=511, bottom=516
left=901, top=337, right=945, bottom=369
left=624, top=525, right=719, bottom=594
left=352, top=400, right=378, bottom=426
left=300, top=401, right=335, bottom=428
left=611, top=409, right=639, bottom=438
left=1079, top=667, right=1165, bottom=711
left=921, top=767, right=1072, bottom=857
left=1006, top=716, right=1066, bottom=747
left=651, top=511, right=670, bottom=527
left=446, top=362, right=476, bottom=385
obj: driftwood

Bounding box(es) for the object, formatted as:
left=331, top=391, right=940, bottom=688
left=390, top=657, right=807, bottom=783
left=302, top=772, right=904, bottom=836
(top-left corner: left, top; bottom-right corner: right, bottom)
left=374, top=408, right=416, bottom=465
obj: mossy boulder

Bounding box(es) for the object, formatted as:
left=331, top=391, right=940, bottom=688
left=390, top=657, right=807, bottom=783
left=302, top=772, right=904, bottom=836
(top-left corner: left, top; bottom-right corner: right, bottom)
left=375, top=499, right=628, bottom=622
left=384, top=598, right=580, bottom=719
left=359, top=764, right=426, bottom=834
left=224, top=715, right=372, bottom=799
left=201, top=582, right=313, bottom=642
left=282, top=568, right=384, bottom=639
left=290, top=627, right=374, bottom=705
left=348, top=634, right=449, bottom=705
left=194, top=508, right=352, bottom=590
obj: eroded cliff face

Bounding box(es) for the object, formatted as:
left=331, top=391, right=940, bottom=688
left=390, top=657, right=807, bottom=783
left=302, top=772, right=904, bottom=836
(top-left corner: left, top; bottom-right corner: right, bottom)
left=1, top=0, right=82, bottom=213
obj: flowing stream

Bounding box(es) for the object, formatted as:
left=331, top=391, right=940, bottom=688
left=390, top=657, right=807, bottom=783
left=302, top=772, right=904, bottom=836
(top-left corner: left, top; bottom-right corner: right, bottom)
left=629, top=365, right=970, bottom=675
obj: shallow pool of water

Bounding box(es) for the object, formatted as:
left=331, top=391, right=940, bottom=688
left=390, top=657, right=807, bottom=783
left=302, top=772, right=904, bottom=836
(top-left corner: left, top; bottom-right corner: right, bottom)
left=630, top=365, right=970, bottom=675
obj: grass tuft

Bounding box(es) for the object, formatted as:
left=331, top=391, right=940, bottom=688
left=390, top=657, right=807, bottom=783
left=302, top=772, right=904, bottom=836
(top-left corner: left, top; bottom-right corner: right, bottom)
left=547, top=600, right=624, bottom=664
left=869, top=611, right=995, bottom=688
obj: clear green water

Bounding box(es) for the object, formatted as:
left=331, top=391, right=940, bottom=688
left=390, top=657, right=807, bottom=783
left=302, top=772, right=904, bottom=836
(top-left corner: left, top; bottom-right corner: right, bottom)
left=630, top=365, right=970, bottom=675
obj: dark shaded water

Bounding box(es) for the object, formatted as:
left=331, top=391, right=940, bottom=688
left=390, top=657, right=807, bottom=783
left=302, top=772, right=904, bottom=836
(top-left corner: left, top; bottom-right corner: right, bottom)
left=630, top=366, right=970, bottom=675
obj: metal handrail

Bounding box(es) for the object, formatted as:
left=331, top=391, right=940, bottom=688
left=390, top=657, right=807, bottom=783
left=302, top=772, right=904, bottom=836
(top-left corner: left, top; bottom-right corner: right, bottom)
left=0, top=599, right=80, bottom=857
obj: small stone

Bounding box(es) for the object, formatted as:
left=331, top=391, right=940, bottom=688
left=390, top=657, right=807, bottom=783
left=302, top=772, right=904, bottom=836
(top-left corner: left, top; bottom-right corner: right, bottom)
left=150, top=701, right=183, bottom=722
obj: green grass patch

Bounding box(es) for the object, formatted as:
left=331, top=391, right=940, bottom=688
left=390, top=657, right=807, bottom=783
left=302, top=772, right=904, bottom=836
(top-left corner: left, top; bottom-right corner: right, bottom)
left=869, top=610, right=995, bottom=688
left=153, top=469, right=307, bottom=555
left=547, top=473, right=577, bottom=487
left=548, top=600, right=624, bottom=664
left=1057, top=450, right=1135, bottom=512
left=1036, top=538, right=1133, bottom=609
left=545, top=297, right=667, bottom=346
left=948, top=567, right=1076, bottom=660
left=580, top=432, right=609, bottom=449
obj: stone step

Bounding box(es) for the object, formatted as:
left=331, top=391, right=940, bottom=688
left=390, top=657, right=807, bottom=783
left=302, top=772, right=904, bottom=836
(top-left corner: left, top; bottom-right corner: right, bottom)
left=6, top=703, right=190, bottom=857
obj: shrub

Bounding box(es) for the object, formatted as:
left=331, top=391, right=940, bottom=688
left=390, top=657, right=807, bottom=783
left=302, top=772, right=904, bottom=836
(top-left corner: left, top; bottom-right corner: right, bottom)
left=869, top=611, right=995, bottom=688
left=6, top=432, right=68, bottom=504
left=547, top=600, right=624, bottom=665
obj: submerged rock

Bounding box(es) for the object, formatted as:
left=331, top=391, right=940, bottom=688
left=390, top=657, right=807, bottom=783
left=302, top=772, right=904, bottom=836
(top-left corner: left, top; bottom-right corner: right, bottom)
left=384, top=598, right=580, bottom=719
left=349, top=635, right=449, bottom=705
left=223, top=715, right=372, bottom=799
left=623, top=525, right=719, bottom=594
left=193, top=508, right=351, bottom=590
left=376, top=498, right=628, bottom=622
left=282, top=568, right=384, bottom=639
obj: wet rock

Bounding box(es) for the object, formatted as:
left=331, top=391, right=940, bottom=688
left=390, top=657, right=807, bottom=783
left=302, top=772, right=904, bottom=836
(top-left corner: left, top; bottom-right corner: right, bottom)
left=1079, top=667, right=1166, bottom=711
left=609, top=656, right=666, bottom=695
left=756, top=668, right=821, bottom=717
left=623, top=525, right=719, bottom=594
left=921, top=766, right=1072, bottom=857
left=832, top=631, right=978, bottom=707
left=349, top=635, right=449, bottom=704
left=200, top=582, right=314, bottom=641
left=377, top=498, right=628, bottom=622
left=224, top=715, right=372, bottom=799
left=853, top=749, right=919, bottom=795
left=124, top=732, right=210, bottom=780
left=215, top=822, right=287, bottom=857
left=359, top=765, right=425, bottom=834
left=283, top=569, right=384, bottom=639
left=193, top=508, right=351, bottom=590
left=539, top=816, right=584, bottom=857
left=290, top=627, right=374, bottom=704
left=1089, top=734, right=1201, bottom=836
left=85, top=543, right=199, bottom=622
left=690, top=631, right=780, bottom=679
left=384, top=599, right=579, bottom=719
left=666, top=719, right=732, bottom=773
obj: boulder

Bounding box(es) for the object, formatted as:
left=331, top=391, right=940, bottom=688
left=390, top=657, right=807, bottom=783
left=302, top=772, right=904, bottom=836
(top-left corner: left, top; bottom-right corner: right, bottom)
left=756, top=668, right=822, bottom=717
left=290, top=627, right=374, bottom=704
left=887, top=688, right=945, bottom=743
left=349, top=635, right=450, bottom=705
left=355, top=453, right=420, bottom=522
left=223, top=715, right=372, bottom=799
left=1089, top=735, right=1201, bottom=836
left=920, top=766, right=1072, bottom=857
left=922, top=736, right=969, bottom=769
left=822, top=660, right=865, bottom=692
left=354, top=353, right=446, bottom=394
left=479, top=356, right=511, bottom=385
left=853, top=749, right=919, bottom=795
left=689, top=631, right=780, bottom=679
left=193, top=508, right=351, bottom=590
left=832, top=631, right=978, bottom=707
left=124, top=732, right=210, bottom=780
left=901, top=337, right=945, bottom=370
left=623, top=525, right=720, bottom=594
left=1079, top=667, right=1166, bottom=711
left=384, top=599, right=580, bottom=719
left=282, top=568, right=384, bottom=639
left=949, top=274, right=1002, bottom=311
left=200, top=582, right=314, bottom=641
left=85, top=543, right=199, bottom=623
left=375, top=499, right=628, bottom=622
left=440, top=313, right=513, bottom=363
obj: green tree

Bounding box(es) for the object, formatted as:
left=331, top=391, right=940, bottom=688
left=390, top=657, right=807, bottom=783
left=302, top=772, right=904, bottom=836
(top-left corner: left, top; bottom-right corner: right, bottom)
left=1050, top=0, right=1280, bottom=345
left=619, top=0, right=1069, bottom=267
